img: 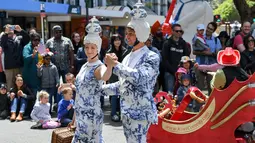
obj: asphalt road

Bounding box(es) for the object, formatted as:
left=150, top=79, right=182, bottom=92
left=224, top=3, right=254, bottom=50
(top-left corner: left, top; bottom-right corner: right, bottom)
left=0, top=98, right=126, bottom=143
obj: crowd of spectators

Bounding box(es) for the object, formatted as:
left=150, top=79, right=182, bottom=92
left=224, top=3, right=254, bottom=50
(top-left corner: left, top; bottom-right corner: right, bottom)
left=0, top=20, right=254, bottom=127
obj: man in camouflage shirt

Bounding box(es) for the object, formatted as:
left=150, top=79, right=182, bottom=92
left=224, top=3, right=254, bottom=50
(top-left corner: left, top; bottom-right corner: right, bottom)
left=46, top=25, right=74, bottom=83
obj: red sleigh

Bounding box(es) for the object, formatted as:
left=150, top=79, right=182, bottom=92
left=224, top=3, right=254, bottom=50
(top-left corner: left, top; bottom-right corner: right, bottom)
left=148, top=74, right=255, bottom=143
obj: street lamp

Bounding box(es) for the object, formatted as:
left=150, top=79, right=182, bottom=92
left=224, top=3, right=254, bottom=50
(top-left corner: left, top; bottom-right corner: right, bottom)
left=85, top=0, right=89, bottom=26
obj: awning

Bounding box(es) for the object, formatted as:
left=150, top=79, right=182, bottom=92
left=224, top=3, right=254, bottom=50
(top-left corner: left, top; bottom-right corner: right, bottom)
left=81, top=6, right=131, bottom=18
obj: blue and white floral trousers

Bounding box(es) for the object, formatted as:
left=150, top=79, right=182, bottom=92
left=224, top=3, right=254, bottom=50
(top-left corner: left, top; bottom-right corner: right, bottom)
left=71, top=111, right=104, bottom=143
left=122, top=115, right=151, bottom=143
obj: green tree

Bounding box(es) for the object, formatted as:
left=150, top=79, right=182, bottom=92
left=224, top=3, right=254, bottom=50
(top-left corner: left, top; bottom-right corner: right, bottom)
left=210, top=0, right=225, bottom=9
left=214, top=0, right=255, bottom=22
left=233, top=0, right=255, bottom=22
left=213, top=0, right=239, bottom=22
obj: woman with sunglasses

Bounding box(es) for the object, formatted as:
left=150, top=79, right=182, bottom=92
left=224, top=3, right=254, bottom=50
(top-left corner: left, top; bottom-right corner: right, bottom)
left=240, top=34, right=255, bottom=74
left=22, top=33, right=42, bottom=114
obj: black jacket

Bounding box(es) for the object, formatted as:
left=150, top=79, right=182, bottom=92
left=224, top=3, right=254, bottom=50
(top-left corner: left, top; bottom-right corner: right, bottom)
left=222, top=66, right=249, bottom=89
left=152, top=37, right=164, bottom=51
left=0, top=93, right=9, bottom=111
left=9, top=85, right=35, bottom=100
left=0, top=30, right=30, bottom=69
left=240, top=50, right=255, bottom=75
left=162, top=37, right=189, bottom=75
left=107, top=45, right=131, bottom=83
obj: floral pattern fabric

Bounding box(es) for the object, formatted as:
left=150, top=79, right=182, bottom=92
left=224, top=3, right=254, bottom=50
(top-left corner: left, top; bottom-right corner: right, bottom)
left=122, top=115, right=150, bottom=143
left=102, top=46, right=160, bottom=142
left=72, top=60, right=104, bottom=143
left=103, top=47, right=160, bottom=123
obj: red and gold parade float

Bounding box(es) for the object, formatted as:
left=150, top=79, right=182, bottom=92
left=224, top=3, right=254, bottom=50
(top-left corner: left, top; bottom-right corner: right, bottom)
left=147, top=74, right=255, bottom=143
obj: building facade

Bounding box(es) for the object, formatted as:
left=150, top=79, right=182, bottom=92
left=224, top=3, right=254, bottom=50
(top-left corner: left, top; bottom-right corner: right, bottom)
left=0, top=0, right=166, bottom=41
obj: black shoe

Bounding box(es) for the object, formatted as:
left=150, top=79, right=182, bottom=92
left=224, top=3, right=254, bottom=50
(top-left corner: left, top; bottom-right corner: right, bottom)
left=31, top=122, right=42, bottom=129
left=53, top=103, right=58, bottom=113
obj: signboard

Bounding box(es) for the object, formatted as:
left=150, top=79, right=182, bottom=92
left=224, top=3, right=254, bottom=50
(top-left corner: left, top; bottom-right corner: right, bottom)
left=47, top=16, right=71, bottom=22
left=68, top=5, right=81, bottom=15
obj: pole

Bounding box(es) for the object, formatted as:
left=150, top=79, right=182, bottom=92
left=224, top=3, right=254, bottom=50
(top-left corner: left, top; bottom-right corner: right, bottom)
left=40, top=3, right=45, bottom=44
left=41, top=16, right=44, bottom=44
left=85, top=0, right=89, bottom=26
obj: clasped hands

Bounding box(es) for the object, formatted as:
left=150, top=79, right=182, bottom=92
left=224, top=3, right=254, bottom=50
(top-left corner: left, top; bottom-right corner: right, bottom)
left=104, top=53, right=118, bottom=67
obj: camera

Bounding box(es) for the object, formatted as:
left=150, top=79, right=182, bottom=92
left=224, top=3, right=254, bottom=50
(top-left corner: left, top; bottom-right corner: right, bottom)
left=9, top=25, right=15, bottom=31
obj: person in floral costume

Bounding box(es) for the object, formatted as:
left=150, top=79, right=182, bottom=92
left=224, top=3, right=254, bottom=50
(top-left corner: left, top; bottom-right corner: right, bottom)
left=69, top=16, right=112, bottom=143
left=103, top=1, right=160, bottom=142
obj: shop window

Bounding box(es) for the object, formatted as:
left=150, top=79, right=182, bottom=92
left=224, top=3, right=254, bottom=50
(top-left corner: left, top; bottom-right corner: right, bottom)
left=106, top=0, right=121, bottom=5
left=25, top=17, right=36, bottom=32
left=98, top=0, right=103, bottom=6
left=68, top=0, right=79, bottom=5
left=46, top=0, right=64, bottom=3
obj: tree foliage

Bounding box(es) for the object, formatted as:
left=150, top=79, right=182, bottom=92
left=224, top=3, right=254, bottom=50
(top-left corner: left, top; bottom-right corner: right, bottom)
left=213, top=0, right=239, bottom=22
left=233, top=0, right=255, bottom=22
left=213, top=0, right=255, bottom=22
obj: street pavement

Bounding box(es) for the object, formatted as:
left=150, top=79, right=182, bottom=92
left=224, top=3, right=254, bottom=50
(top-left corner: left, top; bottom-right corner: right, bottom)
left=0, top=97, right=126, bottom=143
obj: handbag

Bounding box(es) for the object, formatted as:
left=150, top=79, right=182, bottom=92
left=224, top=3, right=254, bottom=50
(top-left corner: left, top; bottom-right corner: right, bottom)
left=51, top=126, right=76, bottom=143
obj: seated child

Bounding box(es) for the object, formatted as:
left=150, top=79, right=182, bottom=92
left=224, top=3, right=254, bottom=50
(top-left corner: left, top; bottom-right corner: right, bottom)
left=57, top=73, right=76, bottom=103
left=30, top=91, right=60, bottom=129
left=192, top=24, right=210, bottom=51
left=9, top=74, right=34, bottom=122
left=0, top=83, right=9, bottom=119
left=179, top=56, right=196, bottom=86
left=173, top=67, right=187, bottom=96
left=57, top=87, right=74, bottom=127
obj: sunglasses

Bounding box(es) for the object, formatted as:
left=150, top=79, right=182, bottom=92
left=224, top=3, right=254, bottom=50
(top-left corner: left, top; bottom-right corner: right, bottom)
left=174, top=30, right=183, bottom=33
left=248, top=40, right=254, bottom=43
left=44, top=58, right=51, bottom=60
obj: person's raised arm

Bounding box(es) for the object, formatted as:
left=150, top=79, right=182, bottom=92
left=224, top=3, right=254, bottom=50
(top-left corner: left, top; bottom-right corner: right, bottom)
left=106, top=53, right=160, bottom=86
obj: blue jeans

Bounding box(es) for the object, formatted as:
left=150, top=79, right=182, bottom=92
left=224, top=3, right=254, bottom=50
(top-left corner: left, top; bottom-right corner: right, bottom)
left=111, top=95, right=120, bottom=116
left=164, top=72, right=175, bottom=93
left=11, top=98, right=27, bottom=113
left=60, top=108, right=74, bottom=127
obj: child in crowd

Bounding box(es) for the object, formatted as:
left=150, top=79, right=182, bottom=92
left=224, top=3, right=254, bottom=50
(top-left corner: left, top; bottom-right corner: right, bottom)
left=30, top=91, right=60, bottom=129
left=177, top=74, right=191, bottom=105
left=9, top=74, right=34, bottom=122
left=179, top=56, right=197, bottom=86
left=173, top=67, right=187, bottom=96
left=57, top=73, right=76, bottom=103
left=192, top=24, right=210, bottom=52
left=57, top=87, right=74, bottom=127
left=37, top=52, right=59, bottom=113
left=0, top=83, right=9, bottom=119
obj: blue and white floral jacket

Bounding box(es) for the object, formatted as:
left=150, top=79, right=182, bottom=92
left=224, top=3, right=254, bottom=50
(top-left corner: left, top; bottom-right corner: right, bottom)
left=103, top=46, right=160, bottom=123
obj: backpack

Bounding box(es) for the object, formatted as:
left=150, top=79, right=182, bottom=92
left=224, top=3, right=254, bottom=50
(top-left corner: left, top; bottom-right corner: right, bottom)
left=226, top=32, right=245, bottom=47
